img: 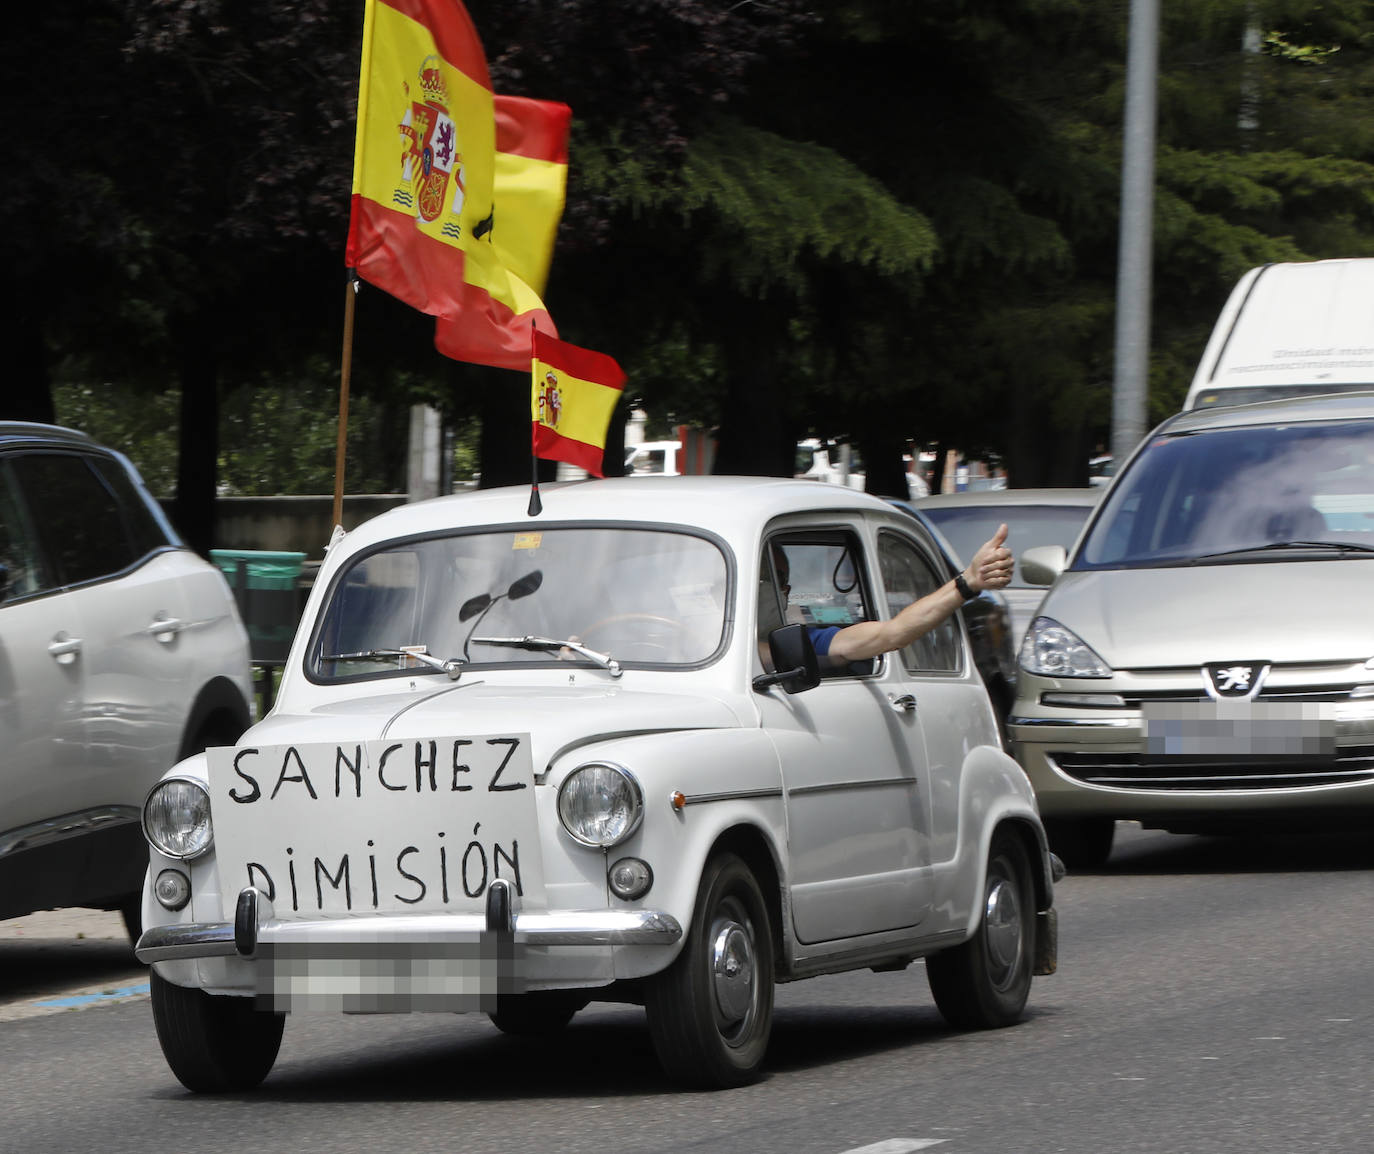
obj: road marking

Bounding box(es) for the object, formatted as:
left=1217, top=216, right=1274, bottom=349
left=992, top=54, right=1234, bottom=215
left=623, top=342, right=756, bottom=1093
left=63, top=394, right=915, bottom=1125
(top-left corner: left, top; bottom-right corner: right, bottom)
left=840, top=1141, right=948, bottom=1153
left=0, top=980, right=150, bottom=1023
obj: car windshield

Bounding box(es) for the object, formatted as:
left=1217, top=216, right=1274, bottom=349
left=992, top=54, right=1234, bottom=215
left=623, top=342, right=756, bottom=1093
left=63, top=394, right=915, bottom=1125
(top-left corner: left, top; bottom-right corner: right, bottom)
left=921, top=505, right=1093, bottom=587
left=308, top=526, right=730, bottom=680
left=1075, top=418, right=1374, bottom=569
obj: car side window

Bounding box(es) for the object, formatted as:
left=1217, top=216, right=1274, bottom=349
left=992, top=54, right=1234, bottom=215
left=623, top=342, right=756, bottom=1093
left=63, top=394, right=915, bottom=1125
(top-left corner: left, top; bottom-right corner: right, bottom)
left=9, top=452, right=148, bottom=586
left=760, top=530, right=874, bottom=678
left=0, top=464, right=51, bottom=600
left=878, top=531, right=961, bottom=674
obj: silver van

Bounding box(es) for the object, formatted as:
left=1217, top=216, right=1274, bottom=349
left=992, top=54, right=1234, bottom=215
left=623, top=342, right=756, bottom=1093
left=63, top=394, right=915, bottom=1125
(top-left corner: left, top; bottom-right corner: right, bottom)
left=1010, top=393, right=1374, bottom=865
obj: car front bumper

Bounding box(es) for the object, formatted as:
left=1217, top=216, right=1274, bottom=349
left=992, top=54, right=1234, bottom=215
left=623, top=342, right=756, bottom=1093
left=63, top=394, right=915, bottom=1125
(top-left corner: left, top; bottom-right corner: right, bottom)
left=136, top=882, right=683, bottom=1011
left=1011, top=695, right=1374, bottom=824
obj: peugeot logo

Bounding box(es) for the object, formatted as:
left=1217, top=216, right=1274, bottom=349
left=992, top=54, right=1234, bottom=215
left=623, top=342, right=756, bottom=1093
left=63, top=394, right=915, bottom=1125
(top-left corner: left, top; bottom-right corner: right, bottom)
left=1203, top=661, right=1269, bottom=701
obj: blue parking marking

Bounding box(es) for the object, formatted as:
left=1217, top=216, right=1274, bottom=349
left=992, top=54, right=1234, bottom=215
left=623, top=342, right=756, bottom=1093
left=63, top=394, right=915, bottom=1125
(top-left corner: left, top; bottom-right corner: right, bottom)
left=34, top=981, right=150, bottom=1009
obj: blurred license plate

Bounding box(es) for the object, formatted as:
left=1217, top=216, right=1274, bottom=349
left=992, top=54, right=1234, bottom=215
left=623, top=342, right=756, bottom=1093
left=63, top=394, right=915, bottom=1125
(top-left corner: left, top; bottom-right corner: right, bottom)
left=1143, top=702, right=1335, bottom=756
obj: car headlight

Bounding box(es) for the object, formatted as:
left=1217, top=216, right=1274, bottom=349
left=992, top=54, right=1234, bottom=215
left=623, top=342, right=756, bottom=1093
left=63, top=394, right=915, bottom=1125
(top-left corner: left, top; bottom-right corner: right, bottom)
left=557, top=762, right=644, bottom=848
left=1019, top=616, right=1112, bottom=678
left=143, top=778, right=214, bottom=859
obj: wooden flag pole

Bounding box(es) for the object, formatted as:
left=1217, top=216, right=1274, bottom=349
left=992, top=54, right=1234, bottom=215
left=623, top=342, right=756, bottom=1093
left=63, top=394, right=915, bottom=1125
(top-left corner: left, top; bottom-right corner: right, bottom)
left=527, top=320, right=542, bottom=515
left=333, top=273, right=359, bottom=530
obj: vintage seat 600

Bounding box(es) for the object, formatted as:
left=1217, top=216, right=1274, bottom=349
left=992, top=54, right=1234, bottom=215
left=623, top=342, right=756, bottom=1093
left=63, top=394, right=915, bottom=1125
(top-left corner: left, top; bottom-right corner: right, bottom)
left=136, top=477, right=1060, bottom=1092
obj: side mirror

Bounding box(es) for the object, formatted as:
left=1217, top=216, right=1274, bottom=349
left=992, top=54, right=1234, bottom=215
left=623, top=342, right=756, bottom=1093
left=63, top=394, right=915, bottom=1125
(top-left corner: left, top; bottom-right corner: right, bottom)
left=1020, top=545, right=1067, bottom=587
left=752, top=623, right=821, bottom=694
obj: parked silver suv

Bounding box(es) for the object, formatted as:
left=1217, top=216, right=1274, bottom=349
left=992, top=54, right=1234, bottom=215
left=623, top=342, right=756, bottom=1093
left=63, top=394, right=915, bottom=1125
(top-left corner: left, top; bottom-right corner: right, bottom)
left=0, top=423, right=253, bottom=938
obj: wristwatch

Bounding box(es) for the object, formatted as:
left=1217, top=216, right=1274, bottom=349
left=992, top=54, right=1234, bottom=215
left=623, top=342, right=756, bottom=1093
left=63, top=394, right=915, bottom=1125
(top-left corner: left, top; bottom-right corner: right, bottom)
left=953, top=572, right=977, bottom=602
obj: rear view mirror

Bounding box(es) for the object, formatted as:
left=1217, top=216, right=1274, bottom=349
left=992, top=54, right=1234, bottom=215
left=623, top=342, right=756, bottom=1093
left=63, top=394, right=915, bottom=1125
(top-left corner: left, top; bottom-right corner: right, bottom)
left=752, top=623, right=821, bottom=694
left=508, top=570, right=543, bottom=600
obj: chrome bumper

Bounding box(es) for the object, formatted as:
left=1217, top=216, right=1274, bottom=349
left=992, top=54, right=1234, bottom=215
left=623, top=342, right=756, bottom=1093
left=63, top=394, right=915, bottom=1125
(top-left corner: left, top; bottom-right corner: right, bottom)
left=135, top=881, right=683, bottom=964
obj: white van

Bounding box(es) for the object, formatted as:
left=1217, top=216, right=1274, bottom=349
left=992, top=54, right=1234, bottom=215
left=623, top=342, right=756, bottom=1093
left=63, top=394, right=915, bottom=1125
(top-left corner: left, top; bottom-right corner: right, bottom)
left=1183, top=257, right=1374, bottom=410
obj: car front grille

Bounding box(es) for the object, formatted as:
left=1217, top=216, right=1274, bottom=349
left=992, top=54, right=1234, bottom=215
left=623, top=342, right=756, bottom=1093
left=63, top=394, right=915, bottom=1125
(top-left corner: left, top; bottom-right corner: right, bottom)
left=1050, top=746, right=1374, bottom=791
left=1122, top=684, right=1361, bottom=707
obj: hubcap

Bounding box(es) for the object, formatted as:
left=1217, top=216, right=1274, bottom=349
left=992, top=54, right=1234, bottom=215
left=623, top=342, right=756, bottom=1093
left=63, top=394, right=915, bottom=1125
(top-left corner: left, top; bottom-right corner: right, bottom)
left=710, top=916, right=756, bottom=1029
left=983, top=874, right=1024, bottom=989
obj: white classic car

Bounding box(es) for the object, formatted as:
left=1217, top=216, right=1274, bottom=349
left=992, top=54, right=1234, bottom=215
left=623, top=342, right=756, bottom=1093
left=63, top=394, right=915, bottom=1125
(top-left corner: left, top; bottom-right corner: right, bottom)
left=136, top=477, right=1060, bottom=1092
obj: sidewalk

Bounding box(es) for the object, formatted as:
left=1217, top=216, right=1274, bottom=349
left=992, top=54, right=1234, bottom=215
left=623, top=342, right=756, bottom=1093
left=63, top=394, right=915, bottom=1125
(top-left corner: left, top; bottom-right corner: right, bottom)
left=0, top=907, right=129, bottom=941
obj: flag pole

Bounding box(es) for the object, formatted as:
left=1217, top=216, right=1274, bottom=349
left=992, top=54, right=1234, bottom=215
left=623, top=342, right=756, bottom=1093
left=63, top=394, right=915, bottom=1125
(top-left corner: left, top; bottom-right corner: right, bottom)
left=528, top=320, right=542, bottom=515
left=333, top=271, right=359, bottom=532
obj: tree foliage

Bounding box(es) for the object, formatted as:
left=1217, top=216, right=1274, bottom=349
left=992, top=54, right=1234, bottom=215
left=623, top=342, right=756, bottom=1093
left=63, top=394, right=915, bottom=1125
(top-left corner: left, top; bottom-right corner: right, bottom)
left=5, top=0, right=1374, bottom=537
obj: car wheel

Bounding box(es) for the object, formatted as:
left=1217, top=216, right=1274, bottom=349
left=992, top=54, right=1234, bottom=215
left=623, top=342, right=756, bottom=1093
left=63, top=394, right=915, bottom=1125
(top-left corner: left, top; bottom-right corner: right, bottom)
left=150, top=970, right=284, bottom=1093
left=644, top=853, right=774, bottom=1088
left=487, top=990, right=589, bottom=1037
left=926, top=829, right=1033, bottom=1030
left=1043, top=817, right=1114, bottom=868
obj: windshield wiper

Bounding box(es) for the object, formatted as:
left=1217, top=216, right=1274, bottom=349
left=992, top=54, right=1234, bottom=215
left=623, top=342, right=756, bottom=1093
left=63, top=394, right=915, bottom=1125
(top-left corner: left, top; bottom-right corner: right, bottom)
left=320, top=645, right=465, bottom=679
left=471, top=635, right=623, bottom=679
left=1188, top=540, right=1374, bottom=563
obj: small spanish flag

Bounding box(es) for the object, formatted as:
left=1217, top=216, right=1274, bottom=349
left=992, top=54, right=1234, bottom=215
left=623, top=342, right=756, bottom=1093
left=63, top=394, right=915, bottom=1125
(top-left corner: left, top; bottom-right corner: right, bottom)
left=531, top=330, right=626, bottom=478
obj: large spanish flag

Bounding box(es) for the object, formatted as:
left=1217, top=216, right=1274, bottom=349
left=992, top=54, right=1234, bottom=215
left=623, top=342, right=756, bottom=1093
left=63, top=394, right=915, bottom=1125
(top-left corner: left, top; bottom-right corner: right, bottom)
left=489, top=95, right=571, bottom=296
left=531, top=330, right=626, bottom=477
left=346, top=0, right=556, bottom=371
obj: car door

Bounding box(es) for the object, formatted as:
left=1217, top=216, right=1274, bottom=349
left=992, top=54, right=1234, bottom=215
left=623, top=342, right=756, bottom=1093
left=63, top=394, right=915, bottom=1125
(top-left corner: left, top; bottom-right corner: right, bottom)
left=754, top=521, right=934, bottom=944
left=11, top=450, right=189, bottom=809
left=876, top=525, right=997, bottom=867
left=0, top=461, right=86, bottom=835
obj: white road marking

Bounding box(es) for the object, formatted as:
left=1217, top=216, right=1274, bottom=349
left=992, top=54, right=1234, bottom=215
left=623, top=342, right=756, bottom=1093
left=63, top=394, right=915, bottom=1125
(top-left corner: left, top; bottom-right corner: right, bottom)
left=840, top=1141, right=948, bottom=1154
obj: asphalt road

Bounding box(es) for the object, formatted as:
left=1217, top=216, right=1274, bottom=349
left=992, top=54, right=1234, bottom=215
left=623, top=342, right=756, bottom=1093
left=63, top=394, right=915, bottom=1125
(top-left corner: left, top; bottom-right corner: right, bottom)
left=2, top=823, right=1371, bottom=1154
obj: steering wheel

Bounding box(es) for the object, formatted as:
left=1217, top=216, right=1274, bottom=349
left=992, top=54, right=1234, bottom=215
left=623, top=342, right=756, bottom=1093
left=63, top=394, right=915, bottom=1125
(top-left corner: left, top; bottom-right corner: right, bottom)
left=579, top=613, right=685, bottom=656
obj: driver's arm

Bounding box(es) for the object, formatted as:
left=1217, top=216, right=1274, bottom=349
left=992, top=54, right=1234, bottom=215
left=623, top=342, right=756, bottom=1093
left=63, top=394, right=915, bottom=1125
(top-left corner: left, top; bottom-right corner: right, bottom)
left=826, top=523, right=1012, bottom=663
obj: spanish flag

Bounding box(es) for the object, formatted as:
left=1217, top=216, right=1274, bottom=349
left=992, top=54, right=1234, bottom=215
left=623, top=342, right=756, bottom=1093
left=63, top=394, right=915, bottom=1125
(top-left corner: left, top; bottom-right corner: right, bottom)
left=345, top=0, right=557, bottom=371
left=531, top=330, right=626, bottom=478
left=490, top=95, right=571, bottom=296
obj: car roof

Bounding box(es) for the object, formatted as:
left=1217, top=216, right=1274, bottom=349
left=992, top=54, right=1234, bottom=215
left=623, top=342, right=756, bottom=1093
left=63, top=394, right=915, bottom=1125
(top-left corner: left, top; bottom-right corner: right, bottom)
left=0, top=422, right=101, bottom=451
left=337, top=475, right=903, bottom=552
left=1158, top=388, right=1374, bottom=436
left=912, top=487, right=1101, bottom=510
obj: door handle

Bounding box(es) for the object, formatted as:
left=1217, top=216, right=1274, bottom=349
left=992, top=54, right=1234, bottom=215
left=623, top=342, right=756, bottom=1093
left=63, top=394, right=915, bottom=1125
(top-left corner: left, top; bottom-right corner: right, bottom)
left=888, top=693, right=917, bottom=713
left=146, top=615, right=186, bottom=643
left=48, top=633, right=83, bottom=664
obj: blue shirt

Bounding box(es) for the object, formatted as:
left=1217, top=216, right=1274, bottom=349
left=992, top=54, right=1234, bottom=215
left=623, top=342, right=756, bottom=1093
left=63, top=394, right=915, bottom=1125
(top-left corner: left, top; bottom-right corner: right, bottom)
left=808, top=625, right=841, bottom=656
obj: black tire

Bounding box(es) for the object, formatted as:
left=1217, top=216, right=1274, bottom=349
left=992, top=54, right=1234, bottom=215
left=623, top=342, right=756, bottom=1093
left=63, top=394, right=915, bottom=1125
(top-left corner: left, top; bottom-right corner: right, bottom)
left=644, top=853, right=774, bottom=1089
left=150, top=970, right=285, bottom=1093
left=927, top=829, right=1034, bottom=1030
left=488, top=990, right=589, bottom=1037
left=1043, top=817, right=1115, bottom=868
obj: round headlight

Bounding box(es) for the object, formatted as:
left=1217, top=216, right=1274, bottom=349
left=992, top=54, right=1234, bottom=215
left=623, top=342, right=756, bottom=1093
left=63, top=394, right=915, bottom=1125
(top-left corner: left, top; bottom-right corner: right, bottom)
left=557, top=762, right=644, bottom=848
left=143, top=778, right=214, bottom=859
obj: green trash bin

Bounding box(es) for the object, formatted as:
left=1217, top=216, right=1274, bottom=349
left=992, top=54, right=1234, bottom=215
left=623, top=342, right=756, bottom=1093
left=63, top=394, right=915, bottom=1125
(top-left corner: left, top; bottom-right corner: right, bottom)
left=211, top=550, right=307, bottom=664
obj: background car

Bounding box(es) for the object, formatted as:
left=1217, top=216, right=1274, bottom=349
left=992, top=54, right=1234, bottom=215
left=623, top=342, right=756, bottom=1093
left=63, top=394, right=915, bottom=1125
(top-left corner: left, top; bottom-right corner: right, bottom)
left=912, top=488, right=1102, bottom=647
left=1012, top=393, right=1374, bottom=866
left=0, top=422, right=254, bottom=939
left=888, top=499, right=1018, bottom=730
left=135, top=476, right=1058, bottom=1093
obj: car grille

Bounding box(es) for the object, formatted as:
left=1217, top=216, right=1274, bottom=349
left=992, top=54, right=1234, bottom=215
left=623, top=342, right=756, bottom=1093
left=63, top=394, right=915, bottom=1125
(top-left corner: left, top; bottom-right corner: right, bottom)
left=1050, top=746, right=1374, bottom=791
left=1122, top=684, right=1360, bottom=707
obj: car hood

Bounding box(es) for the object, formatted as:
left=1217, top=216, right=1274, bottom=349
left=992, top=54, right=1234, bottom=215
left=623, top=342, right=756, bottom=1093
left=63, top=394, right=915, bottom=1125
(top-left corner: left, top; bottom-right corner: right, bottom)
left=245, top=682, right=745, bottom=772
left=1038, top=560, right=1374, bottom=667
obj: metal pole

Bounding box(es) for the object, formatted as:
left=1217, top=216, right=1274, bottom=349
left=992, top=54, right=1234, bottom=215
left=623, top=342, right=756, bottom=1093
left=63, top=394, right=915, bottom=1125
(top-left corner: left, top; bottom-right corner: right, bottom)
left=1112, top=0, right=1160, bottom=465
left=333, top=275, right=358, bottom=530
